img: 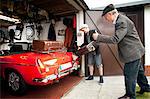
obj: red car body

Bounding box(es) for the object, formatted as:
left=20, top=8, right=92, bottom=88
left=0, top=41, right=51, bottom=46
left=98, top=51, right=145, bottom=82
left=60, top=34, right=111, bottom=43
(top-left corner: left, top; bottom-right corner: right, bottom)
left=0, top=50, right=79, bottom=95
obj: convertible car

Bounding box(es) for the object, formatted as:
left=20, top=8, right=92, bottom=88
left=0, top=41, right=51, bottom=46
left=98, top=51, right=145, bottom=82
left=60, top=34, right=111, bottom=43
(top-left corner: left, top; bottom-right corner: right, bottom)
left=0, top=41, right=80, bottom=95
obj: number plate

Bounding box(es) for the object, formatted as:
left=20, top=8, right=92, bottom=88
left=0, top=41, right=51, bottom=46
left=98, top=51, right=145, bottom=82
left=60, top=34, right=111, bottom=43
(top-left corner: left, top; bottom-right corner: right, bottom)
left=60, top=62, right=72, bottom=70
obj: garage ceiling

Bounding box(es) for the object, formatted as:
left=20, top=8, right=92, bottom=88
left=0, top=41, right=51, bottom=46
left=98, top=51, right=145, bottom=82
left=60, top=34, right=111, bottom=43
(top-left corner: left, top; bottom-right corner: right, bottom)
left=0, top=0, right=88, bottom=27
left=30, top=0, right=78, bottom=16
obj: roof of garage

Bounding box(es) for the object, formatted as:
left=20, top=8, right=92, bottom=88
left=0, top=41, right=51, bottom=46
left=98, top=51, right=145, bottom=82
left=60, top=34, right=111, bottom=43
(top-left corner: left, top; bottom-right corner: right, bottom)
left=0, top=0, right=88, bottom=17
left=0, top=0, right=88, bottom=27
left=29, top=0, right=89, bottom=16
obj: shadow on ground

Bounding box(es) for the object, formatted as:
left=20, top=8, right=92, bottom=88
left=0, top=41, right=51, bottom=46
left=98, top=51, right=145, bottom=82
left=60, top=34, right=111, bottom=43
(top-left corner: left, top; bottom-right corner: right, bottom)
left=0, top=74, right=82, bottom=99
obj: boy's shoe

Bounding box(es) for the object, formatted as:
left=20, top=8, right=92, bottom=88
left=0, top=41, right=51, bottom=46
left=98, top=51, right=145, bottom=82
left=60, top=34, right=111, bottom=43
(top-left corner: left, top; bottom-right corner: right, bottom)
left=86, top=75, right=93, bottom=80
left=99, top=76, right=104, bottom=83
left=118, top=95, right=130, bottom=99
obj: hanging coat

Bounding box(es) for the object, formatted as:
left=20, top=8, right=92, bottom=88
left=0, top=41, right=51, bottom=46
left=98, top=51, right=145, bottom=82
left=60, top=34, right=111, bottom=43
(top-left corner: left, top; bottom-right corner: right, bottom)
left=64, top=27, right=73, bottom=48
left=48, top=23, right=56, bottom=41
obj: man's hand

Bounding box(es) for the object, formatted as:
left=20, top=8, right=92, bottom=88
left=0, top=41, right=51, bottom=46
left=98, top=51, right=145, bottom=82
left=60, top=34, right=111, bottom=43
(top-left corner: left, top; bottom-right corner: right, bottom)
left=92, top=31, right=99, bottom=40
left=77, top=31, right=84, bottom=36
left=78, top=46, right=81, bottom=50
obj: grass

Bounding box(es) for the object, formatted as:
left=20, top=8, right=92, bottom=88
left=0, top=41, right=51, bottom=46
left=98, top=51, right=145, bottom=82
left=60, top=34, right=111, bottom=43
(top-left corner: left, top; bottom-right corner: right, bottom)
left=136, top=86, right=150, bottom=99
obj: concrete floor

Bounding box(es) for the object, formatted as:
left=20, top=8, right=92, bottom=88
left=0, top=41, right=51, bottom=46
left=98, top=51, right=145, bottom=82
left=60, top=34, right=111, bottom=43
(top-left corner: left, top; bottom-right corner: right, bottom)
left=62, top=76, right=150, bottom=99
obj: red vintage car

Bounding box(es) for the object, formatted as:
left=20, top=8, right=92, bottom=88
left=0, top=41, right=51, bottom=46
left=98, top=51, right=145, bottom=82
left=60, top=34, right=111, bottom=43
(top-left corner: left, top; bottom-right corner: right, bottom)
left=0, top=43, right=79, bottom=95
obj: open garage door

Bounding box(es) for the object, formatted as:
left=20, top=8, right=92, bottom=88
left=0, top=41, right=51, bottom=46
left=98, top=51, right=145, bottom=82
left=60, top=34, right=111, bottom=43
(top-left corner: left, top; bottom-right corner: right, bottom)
left=84, top=5, right=144, bottom=76
left=85, top=10, right=124, bottom=76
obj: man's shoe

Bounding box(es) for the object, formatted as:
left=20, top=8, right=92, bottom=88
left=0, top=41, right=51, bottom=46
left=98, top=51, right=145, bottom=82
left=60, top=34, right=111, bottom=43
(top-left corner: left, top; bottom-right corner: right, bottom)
left=118, top=95, right=130, bottom=99
left=85, top=75, right=93, bottom=80
left=137, top=87, right=150, bottom=94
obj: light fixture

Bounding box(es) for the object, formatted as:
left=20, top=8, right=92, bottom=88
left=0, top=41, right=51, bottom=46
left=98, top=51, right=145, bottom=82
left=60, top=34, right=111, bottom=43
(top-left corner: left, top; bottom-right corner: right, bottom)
left=0, top=14, right=20, bottom=23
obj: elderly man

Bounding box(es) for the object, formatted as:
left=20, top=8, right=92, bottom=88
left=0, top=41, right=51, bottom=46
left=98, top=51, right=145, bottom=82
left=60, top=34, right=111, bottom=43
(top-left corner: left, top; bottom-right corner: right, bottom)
left=91, top=4, right=150, bottom=99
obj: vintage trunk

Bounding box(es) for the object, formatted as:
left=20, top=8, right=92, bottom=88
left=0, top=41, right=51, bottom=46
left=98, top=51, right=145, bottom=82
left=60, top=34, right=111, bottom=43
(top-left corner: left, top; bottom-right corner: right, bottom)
left=32, top=40, right=64, bottom=51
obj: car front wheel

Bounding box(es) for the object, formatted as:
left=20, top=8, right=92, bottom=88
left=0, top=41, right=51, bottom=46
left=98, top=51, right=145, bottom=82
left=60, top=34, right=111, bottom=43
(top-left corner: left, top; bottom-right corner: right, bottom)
left=7, top=71, right=27, bottom=95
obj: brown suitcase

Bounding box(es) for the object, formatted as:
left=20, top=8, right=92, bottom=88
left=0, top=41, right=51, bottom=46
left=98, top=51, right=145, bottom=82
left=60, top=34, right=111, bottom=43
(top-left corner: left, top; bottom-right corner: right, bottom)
left=32, top=40, right=64, bottom=51
left=77, top=46, right=89, bottom=56
left=76, top=41, right=98, bottom=56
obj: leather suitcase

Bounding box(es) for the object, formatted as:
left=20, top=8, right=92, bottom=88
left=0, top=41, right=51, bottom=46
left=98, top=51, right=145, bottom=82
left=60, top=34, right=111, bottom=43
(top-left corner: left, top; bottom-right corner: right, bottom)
left=32, top=40, right=64, bottom=51
left=76, top=41, right=98, bottom=56
left=77, top=46, right=89, bottom=56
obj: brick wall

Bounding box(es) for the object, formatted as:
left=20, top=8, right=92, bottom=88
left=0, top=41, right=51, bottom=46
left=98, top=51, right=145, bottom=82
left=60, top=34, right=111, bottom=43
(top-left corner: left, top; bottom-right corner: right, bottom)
left=145, top=65, right=150, bottom=76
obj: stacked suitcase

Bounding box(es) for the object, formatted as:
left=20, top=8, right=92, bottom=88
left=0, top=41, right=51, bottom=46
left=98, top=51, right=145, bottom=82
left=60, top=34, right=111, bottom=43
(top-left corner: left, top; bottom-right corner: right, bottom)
left=32, top=40, right=64, bottom=52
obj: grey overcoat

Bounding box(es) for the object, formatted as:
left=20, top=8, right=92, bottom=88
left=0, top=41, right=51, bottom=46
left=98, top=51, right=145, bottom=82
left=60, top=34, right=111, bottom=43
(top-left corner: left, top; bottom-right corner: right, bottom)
left=95, top=14, right=145, bottom=63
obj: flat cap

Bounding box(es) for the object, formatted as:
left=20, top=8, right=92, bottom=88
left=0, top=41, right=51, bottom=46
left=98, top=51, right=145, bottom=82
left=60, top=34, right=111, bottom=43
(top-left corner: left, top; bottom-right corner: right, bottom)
left=80, top=24, right=88, bottom=30
left=102, top=4, right=115, bottom=16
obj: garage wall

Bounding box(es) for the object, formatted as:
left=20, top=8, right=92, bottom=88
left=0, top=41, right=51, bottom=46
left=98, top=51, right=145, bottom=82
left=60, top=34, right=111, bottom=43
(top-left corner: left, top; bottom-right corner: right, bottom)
left=76, top=11, right=84, bottom=46
left=0, top=20, right=66, bottom=50
left=8, top=23, right=51, bottom=42
left=0, top=23, right=50, bottom=50
left=144, top=5, right=150, bottom=66
left=76, top=10, right=86, bottom=76
left=144, top=5, right=150, bottom=75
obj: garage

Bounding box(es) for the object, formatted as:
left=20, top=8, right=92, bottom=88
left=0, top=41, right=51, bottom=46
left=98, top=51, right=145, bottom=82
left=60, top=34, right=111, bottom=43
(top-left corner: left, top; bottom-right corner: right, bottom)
left=0, top=0, right=88, bottom=97
left=1, top=0, right=150, bottom=98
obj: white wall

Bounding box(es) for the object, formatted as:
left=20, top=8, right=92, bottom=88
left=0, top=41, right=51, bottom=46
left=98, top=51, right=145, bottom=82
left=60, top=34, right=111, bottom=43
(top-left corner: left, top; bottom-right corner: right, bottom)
left=0, top=22, right=51, bottom=50
left=144, top=5, right=150, bottom=66
left=8, top=20, right=68, bottom=43
left=8, top=23, right=51, bottom=42
left=76, top=11, right=84, bottom=46
left=0, top=18, right=74, bottom=50
left=76, top=11, right=85, bottom=76
left=40, top=23, right=51, bottom=40
left=55, top=20, right=66, bottom=43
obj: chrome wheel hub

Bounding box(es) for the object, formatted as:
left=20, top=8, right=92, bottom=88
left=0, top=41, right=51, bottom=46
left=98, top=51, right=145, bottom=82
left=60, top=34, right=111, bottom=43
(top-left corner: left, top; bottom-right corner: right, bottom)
left=8, top=72, right=20, bottom=91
